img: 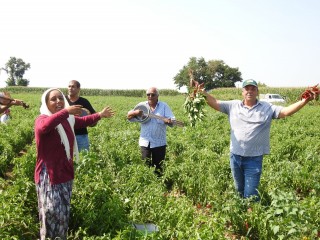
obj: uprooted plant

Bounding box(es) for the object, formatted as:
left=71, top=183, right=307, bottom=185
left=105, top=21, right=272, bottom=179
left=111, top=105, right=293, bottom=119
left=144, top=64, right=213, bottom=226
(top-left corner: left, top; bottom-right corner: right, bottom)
left=183, top=69, right=207, bottom=127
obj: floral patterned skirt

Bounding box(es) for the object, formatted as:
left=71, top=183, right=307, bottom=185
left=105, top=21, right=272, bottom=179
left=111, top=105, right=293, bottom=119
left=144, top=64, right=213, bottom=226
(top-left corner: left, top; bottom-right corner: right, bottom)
left=36, top=166, right=73, bottom=240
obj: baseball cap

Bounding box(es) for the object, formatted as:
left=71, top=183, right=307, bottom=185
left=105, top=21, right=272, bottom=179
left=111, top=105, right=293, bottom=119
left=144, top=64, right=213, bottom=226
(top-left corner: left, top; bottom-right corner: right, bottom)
left=242, top=79, right=258, bottom=88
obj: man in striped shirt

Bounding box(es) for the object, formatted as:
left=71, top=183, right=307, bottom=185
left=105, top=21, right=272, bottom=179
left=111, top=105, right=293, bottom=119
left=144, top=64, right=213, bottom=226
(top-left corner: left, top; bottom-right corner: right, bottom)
left=127, top=87, right=175, bottom=177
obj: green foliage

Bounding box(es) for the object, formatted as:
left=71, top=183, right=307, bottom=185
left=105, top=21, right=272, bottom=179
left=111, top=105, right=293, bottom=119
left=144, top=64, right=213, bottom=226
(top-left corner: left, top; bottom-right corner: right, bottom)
left=0, top=107, right=34, bottom=176
left=183, top=92, right=207, bottom=127
left=245, top=190, right=320, bottom=239
left=70, top=152, right=128, bottom=236
left=174, top=57, right=242, bottom=90
left=1, top=89, right=320, bottom=239
left=0, top=177, right=38, bottom=239
left=3, top=57, right=31, bottom=86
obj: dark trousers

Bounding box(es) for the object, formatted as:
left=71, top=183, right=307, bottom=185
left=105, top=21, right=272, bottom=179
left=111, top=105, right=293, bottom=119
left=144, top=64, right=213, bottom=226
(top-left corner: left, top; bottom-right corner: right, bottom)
left=140, top=144, right=166, bottom=176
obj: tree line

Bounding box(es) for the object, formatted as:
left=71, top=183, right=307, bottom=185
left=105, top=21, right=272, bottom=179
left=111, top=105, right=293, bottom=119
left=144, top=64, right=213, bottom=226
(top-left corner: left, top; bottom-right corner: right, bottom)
left=1, top=57, right=30, bottom=86
left=1, top=56, right=244, bottom=89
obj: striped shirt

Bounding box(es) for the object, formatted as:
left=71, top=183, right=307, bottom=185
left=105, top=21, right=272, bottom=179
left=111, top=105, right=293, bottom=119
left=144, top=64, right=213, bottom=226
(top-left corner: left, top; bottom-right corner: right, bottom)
left=219, top=100, right=283, bottom=156
left=131, top=101, right=175, bottom=148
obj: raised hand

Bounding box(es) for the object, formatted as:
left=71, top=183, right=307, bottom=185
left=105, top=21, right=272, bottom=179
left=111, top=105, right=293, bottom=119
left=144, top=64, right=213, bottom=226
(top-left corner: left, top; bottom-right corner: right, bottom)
left=66, top=105, right=83, bottom=116
left=300, top=84, right=320, bottom=101
left=99, top=106, right=115, bottom=118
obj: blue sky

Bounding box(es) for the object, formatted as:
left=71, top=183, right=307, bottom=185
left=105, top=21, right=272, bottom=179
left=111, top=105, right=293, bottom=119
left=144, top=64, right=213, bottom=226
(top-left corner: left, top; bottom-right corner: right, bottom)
left=1, top=0, right=320, bottom=90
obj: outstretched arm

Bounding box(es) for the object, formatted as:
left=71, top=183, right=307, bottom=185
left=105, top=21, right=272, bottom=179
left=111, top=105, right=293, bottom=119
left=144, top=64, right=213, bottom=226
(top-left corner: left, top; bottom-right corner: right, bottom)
left=278, top=98, right=309, bottom=118
left=0, top=98, right=25, bottom=114
left=202, top=91, right=220, bottom=111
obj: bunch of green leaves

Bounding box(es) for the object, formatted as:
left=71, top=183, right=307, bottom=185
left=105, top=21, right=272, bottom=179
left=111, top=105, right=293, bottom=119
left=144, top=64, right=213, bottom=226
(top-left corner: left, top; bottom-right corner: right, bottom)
left=0, top=177, right=38, bottom=239
left=183, top=69, right=207, bottom=127
left=184, top=92, right=206, bottom=127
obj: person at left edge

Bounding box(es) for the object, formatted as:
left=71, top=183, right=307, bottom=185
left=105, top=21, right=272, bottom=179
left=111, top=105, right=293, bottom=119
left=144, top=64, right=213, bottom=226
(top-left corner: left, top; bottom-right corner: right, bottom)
left=0, top=92, right=26, bottom=123
left=34, top=88, right=115, bottom=240
left=0, top=91, right=24, bottom=114
left=66, top=80, right=96, bottom=151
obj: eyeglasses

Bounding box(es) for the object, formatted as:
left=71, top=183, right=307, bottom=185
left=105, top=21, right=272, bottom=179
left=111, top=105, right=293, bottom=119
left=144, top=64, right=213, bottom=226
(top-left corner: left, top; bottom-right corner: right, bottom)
left=146, top=93, right=156, bottom=97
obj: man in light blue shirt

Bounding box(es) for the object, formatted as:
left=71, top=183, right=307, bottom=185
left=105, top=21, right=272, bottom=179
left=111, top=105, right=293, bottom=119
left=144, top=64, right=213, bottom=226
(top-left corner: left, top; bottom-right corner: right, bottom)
left=203, top=79, right=314, bottom=200
left=127, top=87, right=175, bottom=176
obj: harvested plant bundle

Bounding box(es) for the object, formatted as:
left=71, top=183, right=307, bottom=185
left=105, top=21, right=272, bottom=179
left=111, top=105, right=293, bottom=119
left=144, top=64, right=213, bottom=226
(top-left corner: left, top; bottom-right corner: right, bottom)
left=300, top=83, right=320, bottom=101
left=183, top=69, right=206, bottom=127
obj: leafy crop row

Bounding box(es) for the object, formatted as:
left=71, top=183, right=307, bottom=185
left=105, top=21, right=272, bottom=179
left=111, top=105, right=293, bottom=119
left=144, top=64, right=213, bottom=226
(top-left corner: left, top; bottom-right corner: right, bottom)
left=1, top=90, right=319, bottom=239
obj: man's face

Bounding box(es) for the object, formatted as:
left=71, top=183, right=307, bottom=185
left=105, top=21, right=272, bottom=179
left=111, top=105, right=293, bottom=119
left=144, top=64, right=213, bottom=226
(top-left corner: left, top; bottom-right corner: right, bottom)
left=242, top=85, right=258, bottom=100
left=68, top=81, right=80, bottom=97
left=146, top=88, right=158, bottom=105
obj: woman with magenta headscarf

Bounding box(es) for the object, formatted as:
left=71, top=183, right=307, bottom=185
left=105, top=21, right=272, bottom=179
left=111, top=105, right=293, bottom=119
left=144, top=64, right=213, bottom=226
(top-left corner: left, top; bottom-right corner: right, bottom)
left=34, top=88, right=115, bottom=240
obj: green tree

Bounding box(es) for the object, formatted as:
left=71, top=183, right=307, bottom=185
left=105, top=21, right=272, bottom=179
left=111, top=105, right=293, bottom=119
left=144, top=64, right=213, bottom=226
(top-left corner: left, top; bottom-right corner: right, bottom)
left=3, top=57, right=30, bottom=86
left=173, top=57, right=242, bottom=90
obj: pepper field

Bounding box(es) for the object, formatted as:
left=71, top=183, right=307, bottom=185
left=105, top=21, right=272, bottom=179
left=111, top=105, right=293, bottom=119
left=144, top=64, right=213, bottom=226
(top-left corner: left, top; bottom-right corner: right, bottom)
left=0, top=87, right=319, bottom=239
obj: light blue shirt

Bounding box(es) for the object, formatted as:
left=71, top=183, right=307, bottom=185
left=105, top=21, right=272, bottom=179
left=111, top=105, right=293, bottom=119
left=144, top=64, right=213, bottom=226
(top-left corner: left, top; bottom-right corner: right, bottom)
left=131, top=101, right=175, bottom=148
left=219, top=100, right=283, bottom=156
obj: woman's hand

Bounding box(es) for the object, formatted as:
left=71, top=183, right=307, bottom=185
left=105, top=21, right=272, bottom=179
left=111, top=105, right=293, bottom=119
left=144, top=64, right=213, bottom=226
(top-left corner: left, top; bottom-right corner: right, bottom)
left=66, top=105, right=83, bottom=116
left=99, top=106, right=115, bottom=118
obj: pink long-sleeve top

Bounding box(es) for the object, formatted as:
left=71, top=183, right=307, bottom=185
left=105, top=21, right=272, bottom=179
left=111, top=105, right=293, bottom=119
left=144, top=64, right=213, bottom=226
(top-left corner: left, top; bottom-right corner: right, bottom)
left=34, top=109, right=101, bottom=185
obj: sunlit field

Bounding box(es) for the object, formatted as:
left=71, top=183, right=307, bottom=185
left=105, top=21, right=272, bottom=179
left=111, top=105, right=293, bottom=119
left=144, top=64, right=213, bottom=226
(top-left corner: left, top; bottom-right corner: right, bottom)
left=1, top=87, right=319, bottom=239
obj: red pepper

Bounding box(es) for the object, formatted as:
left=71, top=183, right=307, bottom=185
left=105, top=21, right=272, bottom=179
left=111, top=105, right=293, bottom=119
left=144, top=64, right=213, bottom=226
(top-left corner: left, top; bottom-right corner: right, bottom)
left=300, top=84, right=320, bottom=100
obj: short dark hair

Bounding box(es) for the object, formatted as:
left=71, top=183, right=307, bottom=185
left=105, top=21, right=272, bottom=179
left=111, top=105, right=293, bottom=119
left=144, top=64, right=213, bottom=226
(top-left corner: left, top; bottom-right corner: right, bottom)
left=70, top=80, right=80, bottom=88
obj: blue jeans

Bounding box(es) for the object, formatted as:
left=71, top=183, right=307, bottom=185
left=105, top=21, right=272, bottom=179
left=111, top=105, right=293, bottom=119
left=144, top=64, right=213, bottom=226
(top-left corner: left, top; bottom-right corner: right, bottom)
left=230, top=153, right=263, bottom=199
left=76, top=134, right=89, bottom=152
